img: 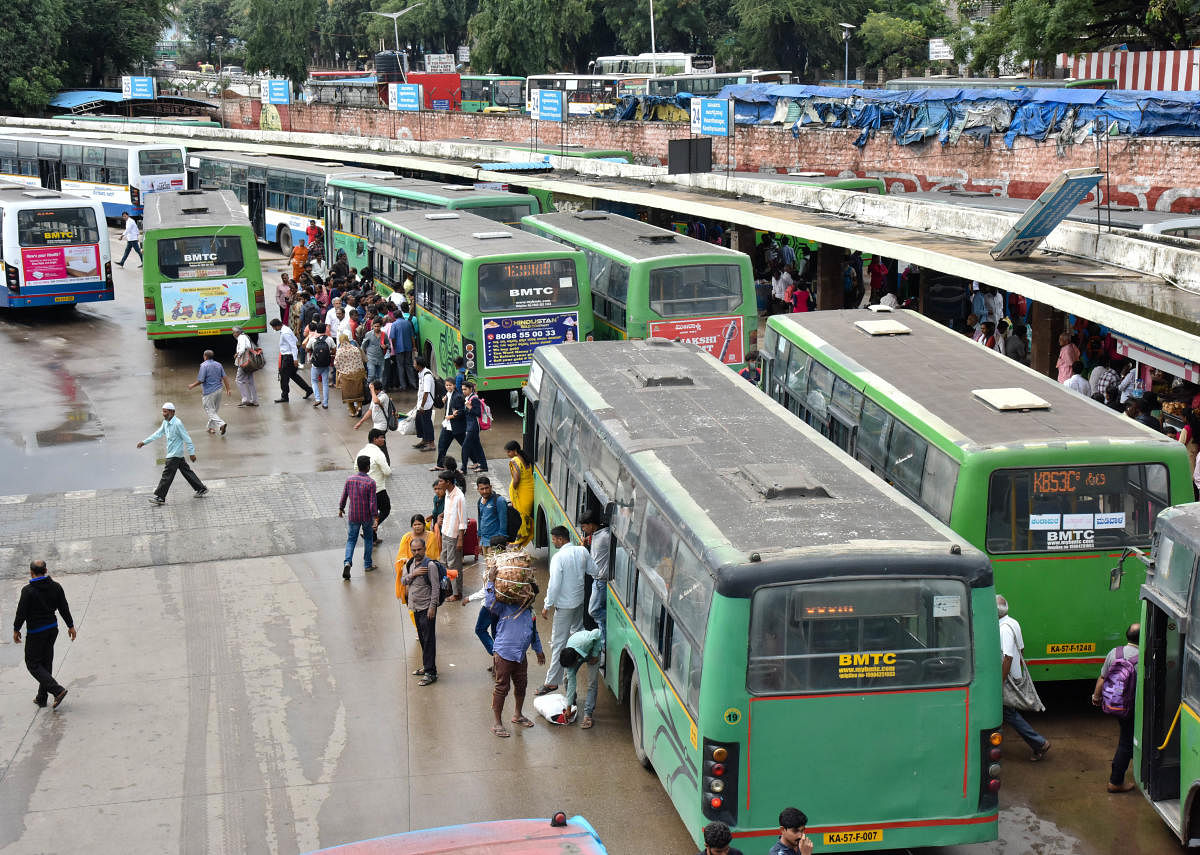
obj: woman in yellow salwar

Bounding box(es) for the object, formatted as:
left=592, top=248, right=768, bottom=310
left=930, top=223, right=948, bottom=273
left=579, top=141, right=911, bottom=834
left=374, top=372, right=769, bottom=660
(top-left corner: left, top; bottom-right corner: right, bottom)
left=505, top=440, right=534, bottom=548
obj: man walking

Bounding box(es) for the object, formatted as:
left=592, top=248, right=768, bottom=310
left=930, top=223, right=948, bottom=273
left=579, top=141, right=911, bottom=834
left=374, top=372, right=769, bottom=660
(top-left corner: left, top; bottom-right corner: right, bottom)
left=558, top=627, right=603, bottom=729
left=275, top=272, right=292, bottom=324
left=357, top=428, right=392, bottom=541
left=338, top=455, right=377, bottom=580
left=233, top=326, right=258, bottom=407
left=439, top=470, right=467, bottom=600
left=580, top=510, right=611, bottom=641
left=269, top=317, right=313, bottom=403
left=1091, top=623, right=1139, bottom=792
left=536, top=526, right=596, bottom=696
left=306, top=320, right=335, bottom=409
left=116, top=212, right=142, bottom=267
left=999, top=595, right=1051, bottom=760
left=489, top=585, right=544, bottom=737
left=476, top=476, right=509, bottom=555
left=137, top=402, right=207, bottom=505
left=413, top=356, right=436, bottom=452
left=400, top=537, right=442, bottom=685
left=187, top=349, right=230, bottom=435
left=388, top=307, right=418, bottom=390
left=12, top=560, right=76, bottom=709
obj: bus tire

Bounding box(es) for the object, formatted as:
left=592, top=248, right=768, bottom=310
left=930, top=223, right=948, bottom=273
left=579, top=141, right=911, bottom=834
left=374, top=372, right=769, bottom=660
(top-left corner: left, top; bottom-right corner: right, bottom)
left=277, top=225, right=292, bottom=256
left=629, top=667, right=652, bottom=771
left=152, top=338, right=167, bottom=350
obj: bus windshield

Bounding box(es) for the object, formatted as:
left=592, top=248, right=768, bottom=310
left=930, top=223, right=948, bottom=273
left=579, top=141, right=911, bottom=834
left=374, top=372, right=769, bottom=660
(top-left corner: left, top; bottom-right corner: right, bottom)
left=648, top=264, right=742, bottom=316
left=985, top=463, right=1170, bottom=554
left=748, top=577, right=972, bottom=694
left=478, top=259, right=579, bottom=311
left=156, top=235, right=245, bottom=279
left=138, top=149, right=185, bottom=175
left=17, top=208, right=100, bottom=246
left=493, top=81, right=523, bottom=107
left=474, top=204, right=536, bottom=226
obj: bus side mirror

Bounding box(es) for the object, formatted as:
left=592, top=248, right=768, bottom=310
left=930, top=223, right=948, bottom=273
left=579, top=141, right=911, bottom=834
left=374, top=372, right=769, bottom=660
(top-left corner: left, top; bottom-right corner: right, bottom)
left=1109, top=564, right=1124, bottom=591
left=1111, top=546, right=1152, bottom=591
left=509, top=390, right=523, bottom=417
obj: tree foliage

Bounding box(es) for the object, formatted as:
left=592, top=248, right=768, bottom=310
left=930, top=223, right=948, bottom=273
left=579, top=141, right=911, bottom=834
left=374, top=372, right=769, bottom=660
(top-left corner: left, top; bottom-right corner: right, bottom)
left=243, top=0, right=322, bottom=85
left=860, top=12, right=926, bottom=77
left=60, top=0, right=170, bottom=86
left=0, top=0, right=63, bottom=113
left=317, top=0, right=377, bottom=63
left=726, top=0, right=870, bottom=80
left=179, top=0, right=238, bottom=60
left=468, top=0, right=595, bottom=75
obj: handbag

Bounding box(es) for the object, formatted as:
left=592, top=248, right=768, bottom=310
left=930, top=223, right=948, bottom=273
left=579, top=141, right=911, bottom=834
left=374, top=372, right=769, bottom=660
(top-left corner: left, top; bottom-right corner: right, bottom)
left=1002, top=652, right=1045, bottom=713
left=238, top=346, right=265, bottom=372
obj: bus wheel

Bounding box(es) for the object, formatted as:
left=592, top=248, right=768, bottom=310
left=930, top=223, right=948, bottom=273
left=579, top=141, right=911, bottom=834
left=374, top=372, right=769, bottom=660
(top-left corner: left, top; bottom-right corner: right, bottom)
left=629, top=668, right=652, bottom=771
left=152, top=338, right=167, bottom=350
left=277, top=225, right=292, bottom=256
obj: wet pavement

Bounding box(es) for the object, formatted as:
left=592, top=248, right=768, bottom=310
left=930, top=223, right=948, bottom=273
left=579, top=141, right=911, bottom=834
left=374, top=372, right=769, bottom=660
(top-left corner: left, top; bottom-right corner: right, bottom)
left=0, top=230, right=1190, bottom=853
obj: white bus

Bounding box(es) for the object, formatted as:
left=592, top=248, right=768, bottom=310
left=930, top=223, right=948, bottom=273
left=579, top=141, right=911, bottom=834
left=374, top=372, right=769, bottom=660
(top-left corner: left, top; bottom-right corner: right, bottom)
left=0, top=133, right=184, bottom=219
left=593, top=53, right=716, bottom=75
left=647, top=70, right=792, bottom=98
left=0, top=182, right=113, bottom=308
left=525, top=74, right=649, bottom=116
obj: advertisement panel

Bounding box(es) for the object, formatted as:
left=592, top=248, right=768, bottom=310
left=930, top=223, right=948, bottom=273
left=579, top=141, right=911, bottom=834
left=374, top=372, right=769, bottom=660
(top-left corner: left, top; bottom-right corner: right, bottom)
left=161, top=278, right=251, bottom=326
left=20, top=245, right=101, bottom=286
left=482, top=312, right=579, bottom=368
left=648, top=315, right=744, bottom=364
left=61, top=180, right=131, bottom=204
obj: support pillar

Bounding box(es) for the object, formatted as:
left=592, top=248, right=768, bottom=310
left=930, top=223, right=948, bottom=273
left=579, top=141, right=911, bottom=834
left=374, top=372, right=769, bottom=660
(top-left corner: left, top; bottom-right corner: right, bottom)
left=815, top=244, right=844, bottom=311
left=1029, top=300, right=1065, bottom=379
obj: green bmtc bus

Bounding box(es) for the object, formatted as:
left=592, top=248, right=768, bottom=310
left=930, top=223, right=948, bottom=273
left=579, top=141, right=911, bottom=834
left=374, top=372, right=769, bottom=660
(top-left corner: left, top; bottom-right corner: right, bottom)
left=368, top=210, right=590, bottom=391
left=327, top=174, right=542, bottom=272
left=1112, top=502, right=1200, bottom=845
left=521, top=339, right=1001, bottom=850
left=523, top=212, right=756, bottom=370
left=142, top=189, right=266, bottom=344
left=761, top=308, right=1191, bottom=681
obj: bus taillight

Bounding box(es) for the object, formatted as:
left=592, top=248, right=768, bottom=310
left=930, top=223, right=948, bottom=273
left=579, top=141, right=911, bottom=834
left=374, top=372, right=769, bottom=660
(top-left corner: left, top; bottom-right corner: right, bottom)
left=462, top=336, right=477, bottom=373
left=253, top=288, right=265, bottom=317
left=4, top=262, right=16, bottom=291
left=131, top=187, right=140, bottom=208
left=145, top=296, right=157, bottom=323
left=978, top=729, right=1002, bottom=809
left=105, top=261, right=114, bottom=289
left=701, top=739, right=738, bottom=825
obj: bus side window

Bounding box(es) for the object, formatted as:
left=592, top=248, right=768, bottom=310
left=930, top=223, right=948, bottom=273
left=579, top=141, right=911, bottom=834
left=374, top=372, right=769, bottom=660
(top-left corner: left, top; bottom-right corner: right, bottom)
left=634, top=569, right=666, bottom=655
left=612, top=542, right=633, bottom=605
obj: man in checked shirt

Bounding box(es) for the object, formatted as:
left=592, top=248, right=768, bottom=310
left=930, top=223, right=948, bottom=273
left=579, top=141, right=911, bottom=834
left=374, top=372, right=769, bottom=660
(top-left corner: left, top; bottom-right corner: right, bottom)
left=339, top=455, right=378, bottom=580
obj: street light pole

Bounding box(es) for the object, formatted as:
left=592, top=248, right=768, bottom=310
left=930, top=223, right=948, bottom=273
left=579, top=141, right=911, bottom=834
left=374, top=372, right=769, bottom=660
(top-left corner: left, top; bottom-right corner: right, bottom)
left=367, top=5, right=426, bottom=54
left=649, top=0, right=657, bottom=75
left=838, top=23, right=856, bottom=87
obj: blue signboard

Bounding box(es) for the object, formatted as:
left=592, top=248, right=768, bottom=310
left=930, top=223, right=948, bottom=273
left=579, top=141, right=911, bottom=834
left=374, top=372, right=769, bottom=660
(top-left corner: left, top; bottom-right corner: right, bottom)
left=123, top=76, right=156, bottom=100
left=432, top=99, right=450, bottom=111
left=482, top=312, right=579, bottom=368
left=990, top=168, right=1104, bottom=260
left=532, top=89, right=565, bottom=123
left=388, top=83, right=421, bottom=112
left=690, top=97, right=731, bottom=137
left=265, top=79, right=291, bottom=105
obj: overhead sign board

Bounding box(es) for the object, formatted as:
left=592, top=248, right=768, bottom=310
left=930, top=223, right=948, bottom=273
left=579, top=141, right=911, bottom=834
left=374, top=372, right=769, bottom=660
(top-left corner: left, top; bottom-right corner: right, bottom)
left=690, top=97, right=733, bottom=137
left=122, top=76, right=156, bottom=100
left=929, top=38, right=954, bottom=61
left=456, top=45, right=471, bottom=63
left=265, top=79, right=291, bottom=105
left=388, top=83, right=422, bottom=112
left=424, top=53, right=455, bottom=73
left=531, top=89, right=565, bottom=122
left=990, top=168, right=1104, bottom=260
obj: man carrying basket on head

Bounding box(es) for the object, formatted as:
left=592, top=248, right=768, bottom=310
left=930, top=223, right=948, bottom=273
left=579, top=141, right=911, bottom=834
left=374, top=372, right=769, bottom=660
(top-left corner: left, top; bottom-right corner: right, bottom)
left=487, top=549, right=542, bottom=738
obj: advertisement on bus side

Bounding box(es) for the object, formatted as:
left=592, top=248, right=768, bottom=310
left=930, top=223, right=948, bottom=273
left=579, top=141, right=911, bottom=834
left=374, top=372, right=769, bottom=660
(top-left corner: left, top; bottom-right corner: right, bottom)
left=482, top=312, right=579, bottom=368
left=20, top=245, right=101, bottom=286
left=139, top=176, right=185, bottom=194
left=161, top=278, right=250, bottom=325
left=648, top=315, right=744, bottom=364
left=60, top=180, right=131, bottom=204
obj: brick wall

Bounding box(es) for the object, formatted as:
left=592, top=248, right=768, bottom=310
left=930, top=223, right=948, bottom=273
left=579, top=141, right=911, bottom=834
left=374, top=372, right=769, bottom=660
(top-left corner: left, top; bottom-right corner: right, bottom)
left=223, top=101, right=1200, bottom=213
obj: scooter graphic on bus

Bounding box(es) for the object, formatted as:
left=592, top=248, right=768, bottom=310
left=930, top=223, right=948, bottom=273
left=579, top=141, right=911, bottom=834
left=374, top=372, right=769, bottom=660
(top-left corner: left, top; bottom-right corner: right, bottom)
left=195, top=297, right=218, bottom=320
left=219, top=297, right=242, bottom=316
left=170, top=299, right=194, bottom=321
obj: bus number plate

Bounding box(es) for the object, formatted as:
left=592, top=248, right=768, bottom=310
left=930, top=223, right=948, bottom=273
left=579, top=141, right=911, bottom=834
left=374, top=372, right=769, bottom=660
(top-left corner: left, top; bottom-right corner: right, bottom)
left=1046, top=643, right=1095, bottom=655
left=825, top=830, right=882, bottom=845
left=54, top=296, right=74, bottom=303
left=196, top=329, right=221, bottom=335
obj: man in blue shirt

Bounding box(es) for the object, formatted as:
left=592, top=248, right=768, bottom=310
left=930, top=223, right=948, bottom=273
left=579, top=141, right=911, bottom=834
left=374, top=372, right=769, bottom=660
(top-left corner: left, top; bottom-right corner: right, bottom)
left=137, top=402, right=207, bottom=505
left=768, top=807, right=813, bottom=855
left=387, top=309, right=418, bottom=391
left=187, top=350, right=231, bottom=435
left=476, top=476, right=509, bottom=552
left=489, top=590, right=544, bottom=738
left=558, top=627, right=603, bottom=729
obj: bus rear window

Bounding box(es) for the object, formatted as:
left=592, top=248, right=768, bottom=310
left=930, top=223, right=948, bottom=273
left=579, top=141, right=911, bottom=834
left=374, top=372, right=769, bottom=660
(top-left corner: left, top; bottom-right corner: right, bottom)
left=155, top=236, right=245, bottom=279
left=473, top=204, right=535, bottom=226
left=985, top=464, right=1169, bottom=554
left=138, top=149, right=184, bottom=176
left=649, top=264, right=742, bottom=317
left=17, top=208, right=100, bottom=246
left=478, top=258, right=579, bottom=311
left=748, top=578, right=971, bottom=694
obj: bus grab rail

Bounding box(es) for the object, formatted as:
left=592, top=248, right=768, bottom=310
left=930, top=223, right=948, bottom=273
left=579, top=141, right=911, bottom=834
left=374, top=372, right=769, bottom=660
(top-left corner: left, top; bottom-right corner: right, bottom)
left=1159, top=703, right=1182, bottom=751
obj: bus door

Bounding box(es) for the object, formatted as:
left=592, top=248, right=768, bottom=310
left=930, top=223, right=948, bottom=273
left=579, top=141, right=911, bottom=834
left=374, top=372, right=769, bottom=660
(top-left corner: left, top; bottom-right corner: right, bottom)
left=38, top=160, right=61, bottom=191
left=1141, top=600, right=1183, bottom=803
left=247, top=182, right=267, bottom=240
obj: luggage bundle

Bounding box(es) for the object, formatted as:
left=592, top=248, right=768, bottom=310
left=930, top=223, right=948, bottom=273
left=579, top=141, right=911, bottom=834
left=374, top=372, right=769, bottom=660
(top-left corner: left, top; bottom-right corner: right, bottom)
left=490, top=550, right=535, bottom=605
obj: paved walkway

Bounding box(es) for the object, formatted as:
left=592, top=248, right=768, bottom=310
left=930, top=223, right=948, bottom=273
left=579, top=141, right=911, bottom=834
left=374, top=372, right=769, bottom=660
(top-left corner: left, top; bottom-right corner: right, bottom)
left=0, top=465, right=441, bottom=580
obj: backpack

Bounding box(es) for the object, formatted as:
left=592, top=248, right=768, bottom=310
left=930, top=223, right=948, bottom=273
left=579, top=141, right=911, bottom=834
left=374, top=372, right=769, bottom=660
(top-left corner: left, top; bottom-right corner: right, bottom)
left=384, top=397, right=399, bottom=431
left=1101, top=647, right=1138, bottom=718
left=505, top=501, right=522, bottom=539
left=431, top=373, right=447, bottom=409
left=471, top=394, right=493, bottom=430
left=311, top=336, right=332, bottom=368
left=410, top=556, right=449, bottom=606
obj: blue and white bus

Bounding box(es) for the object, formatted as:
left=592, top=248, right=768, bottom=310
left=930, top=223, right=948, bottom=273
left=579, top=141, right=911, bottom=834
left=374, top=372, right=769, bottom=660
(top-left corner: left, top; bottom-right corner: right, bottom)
left=186, top=151, right=387, bottom=254
left=0, top=132, right=185, bottom=218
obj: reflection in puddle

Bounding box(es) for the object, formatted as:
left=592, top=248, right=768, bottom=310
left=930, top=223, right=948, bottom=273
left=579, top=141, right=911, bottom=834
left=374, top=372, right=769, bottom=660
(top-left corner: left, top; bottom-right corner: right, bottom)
left=34, top=359, right=103, bottom=447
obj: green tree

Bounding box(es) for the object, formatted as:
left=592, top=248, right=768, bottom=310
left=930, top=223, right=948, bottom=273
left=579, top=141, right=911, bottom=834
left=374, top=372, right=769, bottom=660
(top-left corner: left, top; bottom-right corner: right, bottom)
left=859, top=11, right=927, bottom=77
left=0, top=0, right=63, bottom=113
left=468, top=0, right=595, bottom=75
left=727, top=0, right=869, bottom=80
left=316, top=0, right=375, bottom=65
left=179, top=0, right=238, bottom=61
left=597, top=0, right=711, bottom=54
left=243, top=0, right=322, bottom=85
left=59, top=0, right=170, bottom=86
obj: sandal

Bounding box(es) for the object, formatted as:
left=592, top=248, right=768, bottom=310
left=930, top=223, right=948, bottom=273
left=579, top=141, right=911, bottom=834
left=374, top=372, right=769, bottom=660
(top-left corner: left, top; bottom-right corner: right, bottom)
left=491, top=725, right=511, bottom=738
left=412, top=668, right=425, bottom=676
left=511, top=715, right=535, bottom=728
left=534, top=684, right=558, bottom=696
left=580, top=715, right=594, bottom=729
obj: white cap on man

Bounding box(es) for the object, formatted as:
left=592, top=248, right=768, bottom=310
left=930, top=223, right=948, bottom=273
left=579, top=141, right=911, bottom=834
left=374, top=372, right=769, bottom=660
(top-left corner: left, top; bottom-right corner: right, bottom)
left=162, top=402, right=176, bottom=411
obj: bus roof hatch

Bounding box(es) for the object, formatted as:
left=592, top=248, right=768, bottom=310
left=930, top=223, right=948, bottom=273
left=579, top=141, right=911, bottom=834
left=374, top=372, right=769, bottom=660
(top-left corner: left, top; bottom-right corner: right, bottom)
left=972, top=387, right=1051, bottom=411
left=854, top=319, right=911, bottom=336
left=573, top=211, right=609, bottom=221
left=630, top=363, right=693, bottom=387
left=737, top=463, right=831, bottom=500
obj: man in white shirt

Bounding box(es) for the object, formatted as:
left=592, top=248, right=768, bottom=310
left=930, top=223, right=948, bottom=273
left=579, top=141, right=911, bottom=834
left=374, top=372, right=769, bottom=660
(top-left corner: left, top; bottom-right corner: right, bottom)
left=413, top=356, right=436, bottom=452
left=438, top=470, right=467, bottom=600
left=536, top=526, right=597, bottom=695
left=999, top=595, right=1051, bottom=760
left=232, top=326, right=258, bottom=406
left=356, top=428, right=392, bottom=541
left=117, top=212, right=142, bottom=267
left=269, top=318, right=313, bottom=403
left=770, top=268, right=792, bottom=315
left=354, top=380, right=391, bottom=432
left=325, top=298, right=343, bottom=338
left=1063, top=360, right=1092, bottom=397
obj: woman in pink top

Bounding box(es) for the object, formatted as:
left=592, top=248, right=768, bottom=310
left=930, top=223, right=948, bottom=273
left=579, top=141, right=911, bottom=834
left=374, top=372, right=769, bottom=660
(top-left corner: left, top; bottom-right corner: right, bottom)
left=1056, top=332, right=1081, bottom=383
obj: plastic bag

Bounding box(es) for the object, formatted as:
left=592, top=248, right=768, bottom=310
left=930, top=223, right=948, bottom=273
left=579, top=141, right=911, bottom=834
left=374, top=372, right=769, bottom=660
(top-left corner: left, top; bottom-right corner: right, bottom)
left=532, top=693, right=576, bottom=725
left=397, top=405, right=418, bottom=436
